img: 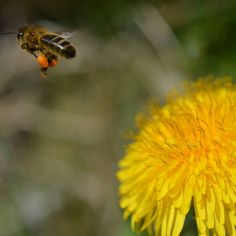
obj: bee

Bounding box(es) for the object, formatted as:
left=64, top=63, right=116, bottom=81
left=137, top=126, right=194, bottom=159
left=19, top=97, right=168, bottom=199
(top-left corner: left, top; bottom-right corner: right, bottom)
left=15, top=24, right=76, bottom=79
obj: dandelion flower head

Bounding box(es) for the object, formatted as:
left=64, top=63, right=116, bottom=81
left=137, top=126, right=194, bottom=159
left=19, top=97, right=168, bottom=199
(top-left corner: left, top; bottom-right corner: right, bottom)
left=117, top=77, right=236, bottom=236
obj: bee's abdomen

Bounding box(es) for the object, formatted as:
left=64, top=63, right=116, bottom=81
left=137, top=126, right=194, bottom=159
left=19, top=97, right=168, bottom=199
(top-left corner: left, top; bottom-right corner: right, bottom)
left=40, top=34, right=76, bottom=58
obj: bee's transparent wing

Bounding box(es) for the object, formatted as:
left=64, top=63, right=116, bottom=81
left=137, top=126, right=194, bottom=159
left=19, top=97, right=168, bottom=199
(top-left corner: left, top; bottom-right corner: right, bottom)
left=59, top=32, right=77, bottom=39
left=35, top=20, right=78, bottom=38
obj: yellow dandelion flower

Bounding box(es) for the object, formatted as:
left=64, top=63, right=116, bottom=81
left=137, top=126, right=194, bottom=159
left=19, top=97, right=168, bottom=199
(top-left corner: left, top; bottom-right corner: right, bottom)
left=117, top=77, right=236, bottom=236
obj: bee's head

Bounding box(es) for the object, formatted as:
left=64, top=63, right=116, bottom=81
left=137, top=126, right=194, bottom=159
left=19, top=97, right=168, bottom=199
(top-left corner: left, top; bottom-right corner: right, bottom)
left=17, top=26, right=27, bottom=42
left=17, top=31, right=23, bottom=41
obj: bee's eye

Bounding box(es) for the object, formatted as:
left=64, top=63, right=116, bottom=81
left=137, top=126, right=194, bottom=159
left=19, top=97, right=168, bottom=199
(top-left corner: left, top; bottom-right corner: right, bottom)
left=17, top=32, right=23, bottom=40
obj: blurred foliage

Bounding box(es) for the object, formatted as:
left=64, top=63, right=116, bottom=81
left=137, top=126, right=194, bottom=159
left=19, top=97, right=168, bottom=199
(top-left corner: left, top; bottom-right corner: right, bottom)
left=0, top=0, right=234, bottom=235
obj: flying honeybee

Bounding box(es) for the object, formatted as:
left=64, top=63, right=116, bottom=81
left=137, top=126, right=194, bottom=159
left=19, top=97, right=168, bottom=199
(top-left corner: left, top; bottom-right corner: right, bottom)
left=3, top=24, right=76, bottom=79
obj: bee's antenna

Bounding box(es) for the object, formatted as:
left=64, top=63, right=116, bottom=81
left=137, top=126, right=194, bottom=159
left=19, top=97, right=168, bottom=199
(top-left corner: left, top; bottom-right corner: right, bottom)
left=0, top=32, right=17, bottom=37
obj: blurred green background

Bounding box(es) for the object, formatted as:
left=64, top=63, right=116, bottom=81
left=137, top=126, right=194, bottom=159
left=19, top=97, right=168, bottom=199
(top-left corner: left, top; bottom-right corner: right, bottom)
left=0, top=0, right=234, bottom=235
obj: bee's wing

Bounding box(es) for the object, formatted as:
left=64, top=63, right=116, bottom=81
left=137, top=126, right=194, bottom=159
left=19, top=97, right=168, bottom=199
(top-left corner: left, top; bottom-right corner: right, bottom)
left=59, top=32, right=77, bottom=39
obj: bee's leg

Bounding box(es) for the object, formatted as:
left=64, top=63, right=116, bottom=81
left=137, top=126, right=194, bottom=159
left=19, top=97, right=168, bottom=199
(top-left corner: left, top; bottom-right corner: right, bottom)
left=32, top=52, right=37, bottom=58
left=20, top=42, right=28, bottom=50
left=47, top=54, right=58, bottom=67
left=29, top=50, right=37, bottom=58
left=27, top=49, right=37, bottom=58
left=46, top=53, right=55, bottom=62
left=40, top=67, right=48, bottom=80
left=21, top=43, right=37, bottom=58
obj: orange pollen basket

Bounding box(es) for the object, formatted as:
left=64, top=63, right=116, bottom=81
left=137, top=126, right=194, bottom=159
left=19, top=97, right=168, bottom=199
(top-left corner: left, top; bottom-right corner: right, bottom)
left=48, top=59, right=58, bottom=67
left=37, top=54, right=48, bottom=68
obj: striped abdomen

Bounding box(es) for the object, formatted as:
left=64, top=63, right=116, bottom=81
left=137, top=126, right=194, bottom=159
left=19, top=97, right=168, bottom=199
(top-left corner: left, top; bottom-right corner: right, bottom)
left=40, top=34, right=76, bottom=58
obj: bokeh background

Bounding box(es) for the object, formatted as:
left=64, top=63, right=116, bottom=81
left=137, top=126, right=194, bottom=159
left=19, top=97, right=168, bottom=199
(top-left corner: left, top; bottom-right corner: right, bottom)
left=0, top=0, right=234, bottom=235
